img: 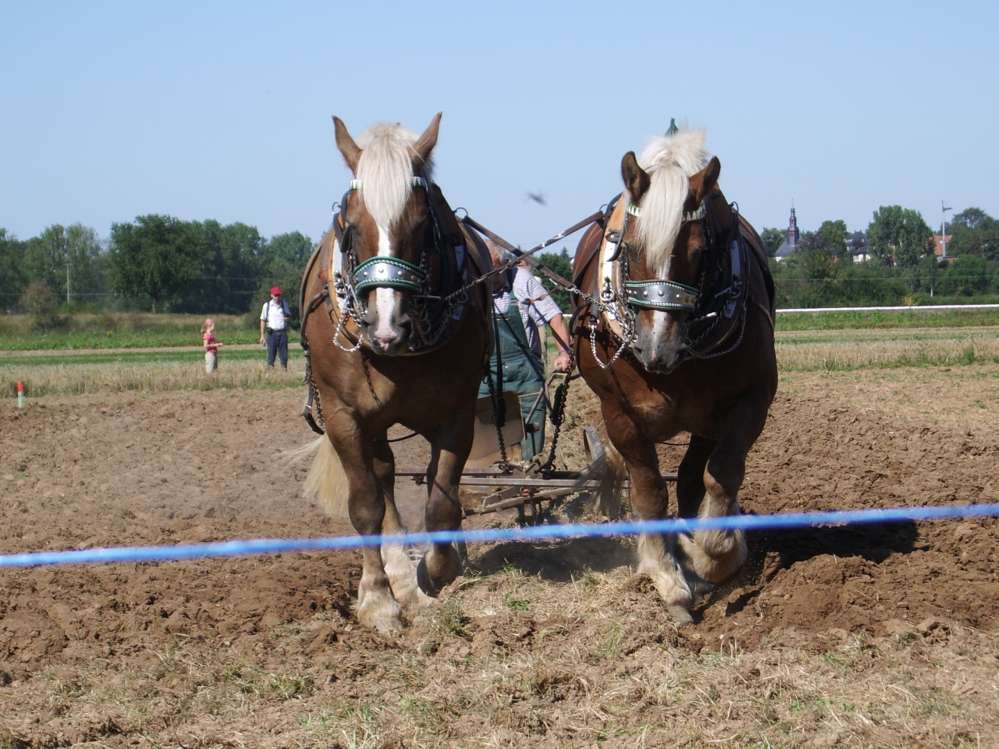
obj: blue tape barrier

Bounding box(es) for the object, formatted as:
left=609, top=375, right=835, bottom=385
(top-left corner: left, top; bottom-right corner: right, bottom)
left=1, top=502, right=997, bottom=570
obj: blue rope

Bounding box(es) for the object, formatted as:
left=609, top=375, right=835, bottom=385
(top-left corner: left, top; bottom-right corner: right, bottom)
left=1, top=502, right=997, bottom=569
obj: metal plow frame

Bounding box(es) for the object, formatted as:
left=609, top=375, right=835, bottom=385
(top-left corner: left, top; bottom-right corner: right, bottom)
left=398, top=426, right=677, bottom=525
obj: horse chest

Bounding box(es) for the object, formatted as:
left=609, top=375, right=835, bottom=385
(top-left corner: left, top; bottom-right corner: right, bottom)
left=628, top=398, right=702, bottom=439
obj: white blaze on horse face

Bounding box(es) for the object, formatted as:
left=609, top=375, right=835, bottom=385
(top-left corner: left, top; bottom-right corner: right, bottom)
left=648, top=252, right=673, bottom=348
left=600, top=235, right=617, bottom=298
left=650, top=309, right=669, bottom=345
left=373, top=224, right=400, bottom=339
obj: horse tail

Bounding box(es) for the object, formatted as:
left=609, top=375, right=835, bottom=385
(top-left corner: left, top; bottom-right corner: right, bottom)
left=287, top=436, right=350, bottom=519
left=575, top=427, right=628, bottom=519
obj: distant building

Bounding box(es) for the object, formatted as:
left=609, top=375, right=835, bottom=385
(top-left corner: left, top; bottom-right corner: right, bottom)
left=774, top=205, right=800, bottom=262
left=850, top=231, right=871, bottom=263
left=932, top=234, right=952, bottom=258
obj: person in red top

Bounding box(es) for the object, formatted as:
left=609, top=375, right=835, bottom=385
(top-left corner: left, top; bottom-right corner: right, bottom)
left=201, top=318, right=223, bottom=373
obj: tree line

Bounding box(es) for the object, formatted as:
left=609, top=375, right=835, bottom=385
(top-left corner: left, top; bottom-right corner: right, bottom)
left=533, top=205, right=999, bottom=310
left=758, top=205, right=999, bottom=307
left=0, top=217, right=314, bottom=317
left=2, top=204, right=997, bottom=319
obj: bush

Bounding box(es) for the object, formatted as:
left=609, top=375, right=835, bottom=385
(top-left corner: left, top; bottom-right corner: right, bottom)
left=19, top=282, right=67, bottom=331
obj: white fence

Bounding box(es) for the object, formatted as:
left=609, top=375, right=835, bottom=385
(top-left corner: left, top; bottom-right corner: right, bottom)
left=776, top=304, right=999, bottom=314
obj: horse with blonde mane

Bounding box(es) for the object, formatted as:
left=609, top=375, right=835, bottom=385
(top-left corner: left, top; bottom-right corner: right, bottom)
left=298, top=113, right=491, bottom=633
left=572, top=128, right=777, bottom=623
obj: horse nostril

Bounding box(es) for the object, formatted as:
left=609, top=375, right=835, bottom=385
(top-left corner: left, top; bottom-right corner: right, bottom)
left=374, top=332, right=399, bottom=350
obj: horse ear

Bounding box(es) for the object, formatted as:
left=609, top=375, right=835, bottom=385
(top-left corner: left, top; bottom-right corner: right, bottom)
left=621, top=151, right=650, bottom=202
left=332, top=116, right=361, bottom=173
left=690, top=156, right=721, bottom=202
left=413, top=112, right=442, bottom=166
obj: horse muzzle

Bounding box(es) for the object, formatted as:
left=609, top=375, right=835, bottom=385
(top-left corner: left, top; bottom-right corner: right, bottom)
left=633, top=323, right=688, bottom=374
left=363, top=292, right=414, bottom=355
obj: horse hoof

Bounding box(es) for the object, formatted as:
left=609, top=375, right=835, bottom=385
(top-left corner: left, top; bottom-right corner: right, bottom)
left=416, top=557, right=437, bottom=596
left=688, top=577, right=718, bottom=598
left=398, top=583, right=436, bottom=610
left=695, top=529, right=740, bottom=559
left=667, top=605, right=694, bottom=626
left=416, top=546, right=461, bottom=596
left=356, top=597, right=404, bottom=634
left=678, top=530, right=747, bottom=585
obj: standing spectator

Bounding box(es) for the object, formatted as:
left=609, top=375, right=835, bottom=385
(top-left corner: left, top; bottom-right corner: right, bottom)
left=201, top=318, right=222, bottom=373
left=259, top=286, right=292, bottom=369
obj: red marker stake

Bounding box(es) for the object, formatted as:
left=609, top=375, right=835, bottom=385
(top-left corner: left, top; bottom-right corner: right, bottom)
left=16, top=381, right=25, bottom=409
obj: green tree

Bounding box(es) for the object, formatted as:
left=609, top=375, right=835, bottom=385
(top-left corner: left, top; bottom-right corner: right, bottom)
left=180, top=221, right=265, bottom=313
left=64, top=224, right=109, bottom=306
left=867, top=206, right=932, bottom=268
left=948, top=207, right=999, bottom=260
left=0, top=228, right=28, bottom=310
left=19, top=281, right=63, bottom=329
left=20, top=224, right=108, bottom=307
left=533, top=247, right=574, bottom=312
left=938, top=255, right=990, bottom=296
left=759, top=227, right=785, bottom=258
left=109, top=215, right=203, bottom=311
left=816, top=219, right=849, bottom=261
left=951, top=207, right=990, bottom=232
left=258, top=231, right=314, bottom=316
left=22, top=225, right=68, bottom=297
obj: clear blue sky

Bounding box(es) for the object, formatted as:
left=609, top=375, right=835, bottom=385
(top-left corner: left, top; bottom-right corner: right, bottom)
left=2, top=1, right=996, bottom=248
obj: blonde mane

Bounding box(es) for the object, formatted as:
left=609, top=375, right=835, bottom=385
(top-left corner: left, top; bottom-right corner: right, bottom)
left=632, top=130, right=708, bottom=274
left=355, top=123, right=435, bottom=228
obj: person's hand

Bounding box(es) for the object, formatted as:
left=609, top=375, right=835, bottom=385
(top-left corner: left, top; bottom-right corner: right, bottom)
left=259, top=335, right=266, bottom=346
left=553, top=351, right=572, bottom=373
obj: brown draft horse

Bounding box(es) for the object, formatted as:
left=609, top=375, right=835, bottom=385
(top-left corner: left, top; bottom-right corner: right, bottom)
left=572, top=129, right=777, bottom=624
left=298, top=114, right=491, bottom=633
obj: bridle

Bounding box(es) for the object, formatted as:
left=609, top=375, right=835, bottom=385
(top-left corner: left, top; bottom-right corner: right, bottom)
left=592, top=190, right=750, bottom=368
left=615, top=200, right=707, bottom=315
left=330, top=175, right=468, bottom=354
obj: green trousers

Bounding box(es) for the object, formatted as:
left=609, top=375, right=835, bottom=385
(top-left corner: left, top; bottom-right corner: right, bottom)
left=479, top=311, right=546, bottom=461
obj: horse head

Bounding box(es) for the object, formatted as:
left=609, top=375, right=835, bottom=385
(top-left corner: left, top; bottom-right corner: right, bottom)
left=617, top=131, right=732, bottom=372
left=332, top=113, right=447, bottom=354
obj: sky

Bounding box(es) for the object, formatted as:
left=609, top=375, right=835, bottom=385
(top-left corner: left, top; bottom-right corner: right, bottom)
left=2, top=1, right=997, bottom=249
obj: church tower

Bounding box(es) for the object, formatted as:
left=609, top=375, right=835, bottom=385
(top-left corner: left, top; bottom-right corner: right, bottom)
left=775, top=203, right=801, bottom=261
left=786, top=205, right=800, bottom=248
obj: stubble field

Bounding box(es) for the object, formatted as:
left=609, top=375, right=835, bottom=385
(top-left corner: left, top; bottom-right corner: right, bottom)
left=1, top=320, right=998, bottom=748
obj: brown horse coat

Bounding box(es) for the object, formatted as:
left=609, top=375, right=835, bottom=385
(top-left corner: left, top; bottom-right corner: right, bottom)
left=571, top=151, right=777, bottom=623
left=297, top=115, right=492, bottom=633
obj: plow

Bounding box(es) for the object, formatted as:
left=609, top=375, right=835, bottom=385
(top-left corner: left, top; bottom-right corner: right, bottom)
left=397, top=383, right=676, bottom=525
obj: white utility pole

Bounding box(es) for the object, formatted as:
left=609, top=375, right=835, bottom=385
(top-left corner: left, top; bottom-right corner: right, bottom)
left=941, top=201, right=952, bottom=259
left=65, top=229, right=71, bottom=305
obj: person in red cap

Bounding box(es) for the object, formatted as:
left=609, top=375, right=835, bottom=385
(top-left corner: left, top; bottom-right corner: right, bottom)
left=259, top=286, right=293, bottom=369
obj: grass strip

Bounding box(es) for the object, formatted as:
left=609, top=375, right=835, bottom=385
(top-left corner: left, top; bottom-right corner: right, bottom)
left=776, top=308, right=999, bottom=331
left=0, top=348, right=300, bottom=367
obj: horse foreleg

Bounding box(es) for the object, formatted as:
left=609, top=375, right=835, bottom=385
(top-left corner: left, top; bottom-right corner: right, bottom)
left=328, top=415, right=403, bottom=634
left=371, top=437, right=432, bottom=610
left=418, top=408, right=474, bottom=595
left=675, top=434, right=715, bottom=519
left=604, top=405, right=693, bottom=624
left=679, top=394, right=768, bottom=584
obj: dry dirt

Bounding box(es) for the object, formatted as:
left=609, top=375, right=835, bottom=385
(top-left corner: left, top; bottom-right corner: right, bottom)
left=1, top=366, right=998, bottom=747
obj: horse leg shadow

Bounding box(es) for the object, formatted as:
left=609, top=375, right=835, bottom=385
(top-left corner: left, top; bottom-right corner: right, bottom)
left=470, top=535, right=635, bottom=582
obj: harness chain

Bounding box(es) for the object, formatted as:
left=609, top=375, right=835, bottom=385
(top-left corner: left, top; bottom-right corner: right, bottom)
left=482, top=312, right=512, bottom=473
left=305, top=182, right=756, bottom=472
left=540, top=362, right=575, bottom=475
